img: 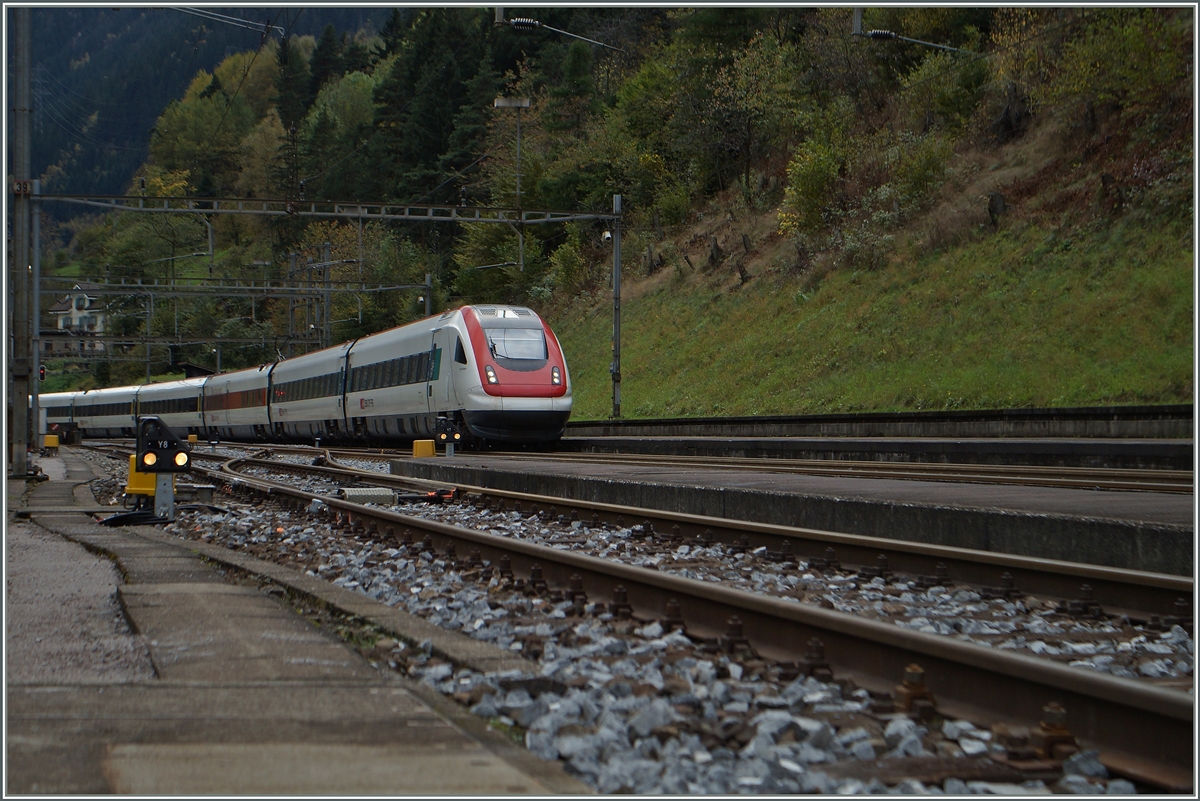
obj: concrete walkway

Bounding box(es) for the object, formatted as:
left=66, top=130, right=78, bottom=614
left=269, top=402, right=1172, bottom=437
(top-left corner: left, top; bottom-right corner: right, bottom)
left=7, top=451, right=585, bottom=794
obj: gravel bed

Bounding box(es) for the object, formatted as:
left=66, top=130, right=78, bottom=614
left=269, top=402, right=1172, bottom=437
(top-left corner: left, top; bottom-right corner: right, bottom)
left=85, top=451, right=1196, bottom=684
left=152, top=498, right=1144, bottom=794
left=376, top=499, right=1194, bottom=687
left=77, top=451, right=1172, bottom=792
left=332, top=456, right=393, bottom=473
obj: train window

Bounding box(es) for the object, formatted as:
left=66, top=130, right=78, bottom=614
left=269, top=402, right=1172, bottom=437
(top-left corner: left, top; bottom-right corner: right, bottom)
left=487, top=327, right=547, bottom=360
left=454, top=336, right=468, bottom=365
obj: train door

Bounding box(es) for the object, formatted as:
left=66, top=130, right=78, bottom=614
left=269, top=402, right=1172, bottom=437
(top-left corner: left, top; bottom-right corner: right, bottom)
left=425, top=329, right=448, bottom=430
left=221, top=380, right=233, bottom=431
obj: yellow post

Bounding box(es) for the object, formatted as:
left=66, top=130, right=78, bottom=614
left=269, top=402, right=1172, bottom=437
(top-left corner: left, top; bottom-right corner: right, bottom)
left=187, top=434, right=198, bottom=444
left=125, top=454, right=158, bottom=497
left=413, top=440, right=436, bottom=458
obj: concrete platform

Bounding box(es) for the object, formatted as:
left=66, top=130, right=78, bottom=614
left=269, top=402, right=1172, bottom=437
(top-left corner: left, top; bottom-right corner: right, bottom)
left=6, top=452, right=587, bottom=795
left=390, top=454, right=1195, bottom=576
left=560, top=435, right=1193, bottom=470
left=564, top=404, right=1193, bottom=440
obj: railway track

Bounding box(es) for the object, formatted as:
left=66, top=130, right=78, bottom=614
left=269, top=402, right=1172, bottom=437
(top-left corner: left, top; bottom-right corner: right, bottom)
left=142, top=448, right=1190, bottom=790
left=198, top=449, right=1190, bottom=620
left=484, top=451, right=1194, bottom=493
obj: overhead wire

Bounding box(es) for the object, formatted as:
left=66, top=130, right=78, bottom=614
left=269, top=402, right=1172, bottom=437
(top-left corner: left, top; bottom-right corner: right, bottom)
left=175, top=7, right=283, bottom=36
left=38, top=92, right=148, bottom=152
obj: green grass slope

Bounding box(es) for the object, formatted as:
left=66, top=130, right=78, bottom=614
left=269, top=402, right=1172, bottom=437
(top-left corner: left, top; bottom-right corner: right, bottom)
left=553, top=212, right=1193, bottom=421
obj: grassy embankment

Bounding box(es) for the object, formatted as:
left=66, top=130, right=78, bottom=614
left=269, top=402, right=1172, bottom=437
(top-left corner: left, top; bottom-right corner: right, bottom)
left=553, top=212, right=1193, bottom=421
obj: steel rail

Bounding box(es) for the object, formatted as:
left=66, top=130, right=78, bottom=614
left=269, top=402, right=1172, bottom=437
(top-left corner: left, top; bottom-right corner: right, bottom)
left=97, top=444, right=1193, bottom=619
left=310, top=454, right=1193, bottom=618
left=446, top=450, right=1195, bottom=493
left=196, top=457, right=1194, bottom=790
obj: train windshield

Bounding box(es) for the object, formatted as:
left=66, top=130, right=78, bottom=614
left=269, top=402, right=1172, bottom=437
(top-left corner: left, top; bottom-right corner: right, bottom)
left=485, top=327, right=547, bottom=360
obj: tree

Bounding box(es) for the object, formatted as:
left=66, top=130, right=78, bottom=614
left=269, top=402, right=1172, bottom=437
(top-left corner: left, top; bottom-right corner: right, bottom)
left=368, top=9, right=490, bottom=202
left=276, top=37, right=313, bottom=130
left=342, top=35, right=372, bottom=74
left=374, top=8, right=411, bottom=62
left=149, top=70, right=254, bottom=197
left=309, top=24, right=344, bottom=98
left=545, top=41, right=598, bottom=134
left=438, top=49, right=501, bottom=201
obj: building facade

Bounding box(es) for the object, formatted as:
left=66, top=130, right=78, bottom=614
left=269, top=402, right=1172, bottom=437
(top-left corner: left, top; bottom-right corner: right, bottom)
left=43, top=281, right=106, bottom=355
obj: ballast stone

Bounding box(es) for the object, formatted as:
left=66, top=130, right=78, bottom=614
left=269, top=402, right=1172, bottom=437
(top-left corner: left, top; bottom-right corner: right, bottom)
left=1062, top=748, right=1109, bottom=779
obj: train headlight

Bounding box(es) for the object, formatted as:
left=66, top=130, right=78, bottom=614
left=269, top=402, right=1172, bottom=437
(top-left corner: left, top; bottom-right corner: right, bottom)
left=551, top=366, right=561, bottom=386
left=485, top=365, right=499, bottom=384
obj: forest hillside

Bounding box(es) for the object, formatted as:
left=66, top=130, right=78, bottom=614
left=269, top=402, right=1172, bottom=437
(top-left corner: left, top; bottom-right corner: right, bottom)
left=43, top=8, right=1194, bottom=417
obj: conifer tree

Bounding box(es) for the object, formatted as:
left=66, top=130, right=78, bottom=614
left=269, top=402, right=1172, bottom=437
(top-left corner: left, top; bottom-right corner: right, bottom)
left=275, top=37, right=313, bottom=130
left=309, top=24, right=344, bottom=97
left=545, top=41, right=597, bottom=134
left=439, top=49, right=501, bottom=202
left=374, top=8, right=409, bottom=62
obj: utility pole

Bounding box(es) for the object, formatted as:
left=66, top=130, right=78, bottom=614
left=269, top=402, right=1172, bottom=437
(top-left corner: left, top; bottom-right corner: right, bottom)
left=11, top=8, right=32, bottom=477
left=32, top=179, right=41, bottom=436
left=610, top=194, right=622, bottom=419
left=494, top=97, right=530, bottom=271
left=322, top=242, right=332, bottom=348
left=145, top=293, right=154, bottom=383
left=287, top=252, right=297, bottom=357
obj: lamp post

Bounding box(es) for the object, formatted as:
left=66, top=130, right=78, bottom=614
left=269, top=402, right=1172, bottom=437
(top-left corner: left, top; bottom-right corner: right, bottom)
left=494, top=96, right=530, bottom=271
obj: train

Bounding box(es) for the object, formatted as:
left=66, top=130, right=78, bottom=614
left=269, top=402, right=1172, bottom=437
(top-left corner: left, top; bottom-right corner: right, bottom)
left=40, top=304, right=572, bottom=447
